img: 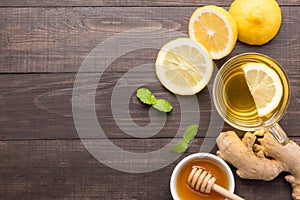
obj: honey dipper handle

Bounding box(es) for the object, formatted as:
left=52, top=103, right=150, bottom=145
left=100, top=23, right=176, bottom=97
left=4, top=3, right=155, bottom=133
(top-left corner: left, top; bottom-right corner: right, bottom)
left=212, top=184, right=245, bottom=200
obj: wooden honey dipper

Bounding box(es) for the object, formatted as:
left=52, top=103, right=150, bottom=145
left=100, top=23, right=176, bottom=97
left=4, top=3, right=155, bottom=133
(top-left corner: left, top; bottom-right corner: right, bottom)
left=187, top=166, right=245, bottom=200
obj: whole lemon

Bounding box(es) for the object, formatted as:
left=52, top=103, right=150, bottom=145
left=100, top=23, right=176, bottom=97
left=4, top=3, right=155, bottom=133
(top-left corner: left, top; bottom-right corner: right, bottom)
left=229, top=0, right=282, bottom=45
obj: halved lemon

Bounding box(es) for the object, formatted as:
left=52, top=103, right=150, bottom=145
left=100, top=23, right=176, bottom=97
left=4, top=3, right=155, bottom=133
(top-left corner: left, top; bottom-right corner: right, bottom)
left=243, top=62, right=283, bottom=116
left=189, top=5, right=238, bottom=59
left=155, top=38, right=213, bottom=95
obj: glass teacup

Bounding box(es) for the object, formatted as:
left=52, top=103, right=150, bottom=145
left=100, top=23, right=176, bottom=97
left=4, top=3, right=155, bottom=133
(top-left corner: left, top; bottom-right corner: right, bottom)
left=213, top=53, right=290, bottom=144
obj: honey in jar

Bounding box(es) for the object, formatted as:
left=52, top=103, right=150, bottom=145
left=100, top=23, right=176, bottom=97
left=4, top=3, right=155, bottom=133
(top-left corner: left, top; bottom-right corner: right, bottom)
left=176, top=158, right=229, bottom=200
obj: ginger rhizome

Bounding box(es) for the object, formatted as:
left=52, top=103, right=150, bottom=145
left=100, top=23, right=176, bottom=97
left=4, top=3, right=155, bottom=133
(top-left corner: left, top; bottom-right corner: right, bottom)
left=216, top=130, right=300, bottom=200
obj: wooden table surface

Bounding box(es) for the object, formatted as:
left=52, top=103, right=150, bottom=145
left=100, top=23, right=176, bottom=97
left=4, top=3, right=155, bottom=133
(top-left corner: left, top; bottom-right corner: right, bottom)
left=1, top=0, right=300, bottom=199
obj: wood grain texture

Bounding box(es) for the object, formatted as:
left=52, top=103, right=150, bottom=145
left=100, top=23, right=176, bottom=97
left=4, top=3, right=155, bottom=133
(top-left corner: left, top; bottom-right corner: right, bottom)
left=0, top=73, right=299, bottom=139
left=1, top=2, right=300, bottom=200
left=0, top=7, right=300, bottom=72
left=0, top=138, right=296, bottom=199
left=0, top=0, right=299, bottom=7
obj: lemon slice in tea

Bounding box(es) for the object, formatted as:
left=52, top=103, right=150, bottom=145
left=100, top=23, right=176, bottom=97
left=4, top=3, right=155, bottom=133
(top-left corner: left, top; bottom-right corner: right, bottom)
left=155, top=38, right=213, bottom=95
left=243, top=62, right=283, bottom=117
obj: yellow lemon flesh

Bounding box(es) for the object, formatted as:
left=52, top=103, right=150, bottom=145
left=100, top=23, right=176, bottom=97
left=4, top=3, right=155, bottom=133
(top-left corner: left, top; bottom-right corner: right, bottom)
left=229, top=0, right=282, bottom=45
left=243, top=62, right=283, bottom=117
left=155, top=38, right=213, bottom=95
left=189, top=5, right=238, bottom=59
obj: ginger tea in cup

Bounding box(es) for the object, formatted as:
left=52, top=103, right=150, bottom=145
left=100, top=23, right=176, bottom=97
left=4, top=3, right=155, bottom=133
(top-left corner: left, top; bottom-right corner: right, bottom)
left=213, top=53, right=290, bottom=144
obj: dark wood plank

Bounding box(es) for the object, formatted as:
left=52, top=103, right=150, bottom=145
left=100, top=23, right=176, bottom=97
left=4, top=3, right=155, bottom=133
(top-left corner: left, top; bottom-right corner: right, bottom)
left=0, top=2, right=299, bottom=200
left=1, top=7, right=300, bottom=72
left=0, top=137, right=296, bottom=199
left=0, top=73, right=299, bottom=139
left=0, top=0, right=298, bottom=7
left=0, top=73, right=216, bottom=139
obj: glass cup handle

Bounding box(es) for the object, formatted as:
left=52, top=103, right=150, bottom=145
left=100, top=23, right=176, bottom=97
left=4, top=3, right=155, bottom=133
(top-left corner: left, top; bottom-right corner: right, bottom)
left=269, top=123, right=289, bottom=145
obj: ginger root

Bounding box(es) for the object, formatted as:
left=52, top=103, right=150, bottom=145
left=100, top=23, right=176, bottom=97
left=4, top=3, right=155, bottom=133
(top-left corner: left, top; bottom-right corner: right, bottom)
left=216, top=130, right=300, bottom=200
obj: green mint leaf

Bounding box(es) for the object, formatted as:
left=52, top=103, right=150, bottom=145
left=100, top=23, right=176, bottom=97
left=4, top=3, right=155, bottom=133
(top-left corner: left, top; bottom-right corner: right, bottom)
left=136, top=87, right=173, bottom=113
left=136, top=88, right=157, bottom=105
left=171, top=124, right=199, bottom=153
left=171, top=140, right=188, bottom=153
left=152, top=99, right=172, bottom=112
left=183, top=124, right=199, bottom=143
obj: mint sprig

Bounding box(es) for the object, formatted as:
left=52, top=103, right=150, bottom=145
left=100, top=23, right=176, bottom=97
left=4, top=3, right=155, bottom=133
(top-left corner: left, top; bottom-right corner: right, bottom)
left=183, top=124, right=199, bottom=143
left=171, top=140, right=188, bottom=154
left=136, top=88, right=172, bottom=113
left=171, top=124, right=199, bottom=153
left=152, top=99, right=172, bottom=112
left=136, top=88, right=157, bottom=105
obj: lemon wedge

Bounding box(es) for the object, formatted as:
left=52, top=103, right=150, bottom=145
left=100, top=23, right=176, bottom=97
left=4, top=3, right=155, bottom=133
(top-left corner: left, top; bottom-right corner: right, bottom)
left=188, top=5, right=238, bottom=59
left=243, top=62, right=283, bottom=116
left=155, top=38, right=213, bottom=95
